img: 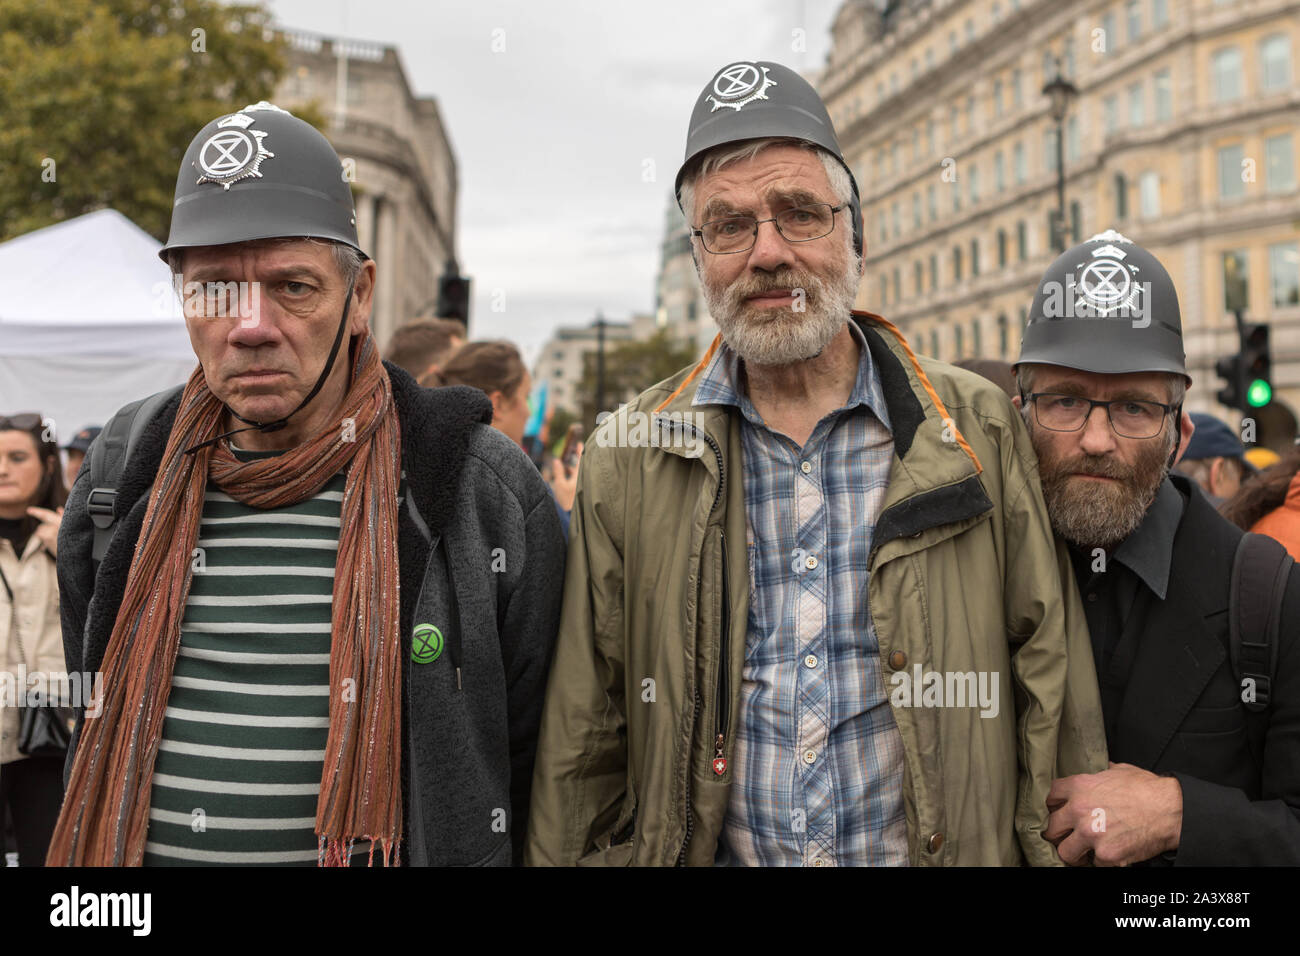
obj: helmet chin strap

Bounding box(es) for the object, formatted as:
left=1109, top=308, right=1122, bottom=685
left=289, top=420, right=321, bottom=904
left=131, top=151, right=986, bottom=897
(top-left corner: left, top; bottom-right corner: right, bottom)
left=184, top=276, right=357, bottom=456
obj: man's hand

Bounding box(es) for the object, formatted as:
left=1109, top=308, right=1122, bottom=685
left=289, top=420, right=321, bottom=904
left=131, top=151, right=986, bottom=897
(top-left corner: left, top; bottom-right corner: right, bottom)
left=1046, top=762, right=1183, bottom=866
left=27, top=505, right=63, bottom=558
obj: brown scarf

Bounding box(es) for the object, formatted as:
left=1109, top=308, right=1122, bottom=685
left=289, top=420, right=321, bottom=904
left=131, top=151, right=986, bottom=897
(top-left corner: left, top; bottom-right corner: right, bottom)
left=47, top=333, right=403, bottom=866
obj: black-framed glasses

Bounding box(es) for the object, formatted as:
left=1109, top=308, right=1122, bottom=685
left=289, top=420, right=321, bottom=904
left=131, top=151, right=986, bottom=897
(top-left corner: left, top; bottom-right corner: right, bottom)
left=692, top=203, right=844, bottom=254
left=1025, top=392, right=1177, bottom=439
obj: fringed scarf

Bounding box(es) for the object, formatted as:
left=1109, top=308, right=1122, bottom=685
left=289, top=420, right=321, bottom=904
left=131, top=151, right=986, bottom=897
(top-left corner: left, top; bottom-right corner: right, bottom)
left=47, top=333, right=403, bottom=866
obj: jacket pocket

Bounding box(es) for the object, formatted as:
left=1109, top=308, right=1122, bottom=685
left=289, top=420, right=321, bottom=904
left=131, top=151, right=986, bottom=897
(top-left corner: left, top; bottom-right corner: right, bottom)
left=575, top=842, right=635, bottom=867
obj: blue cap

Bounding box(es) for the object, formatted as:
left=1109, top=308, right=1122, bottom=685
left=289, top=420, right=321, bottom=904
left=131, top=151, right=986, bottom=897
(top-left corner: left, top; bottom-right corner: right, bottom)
left=1184, top=413, right=1246, bottom=463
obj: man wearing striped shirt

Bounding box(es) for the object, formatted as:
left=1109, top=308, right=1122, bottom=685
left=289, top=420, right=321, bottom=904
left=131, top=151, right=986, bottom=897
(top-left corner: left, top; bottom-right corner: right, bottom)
left=51, top=104, right=565, bottom=867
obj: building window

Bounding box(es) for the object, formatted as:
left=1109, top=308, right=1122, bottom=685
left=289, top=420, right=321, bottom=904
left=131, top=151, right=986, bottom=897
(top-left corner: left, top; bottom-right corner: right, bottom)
left=949, top=105, right=960, bottom=146
left=966, top=95, right=975, bottom=135
left=1012, top=68, right=1023, bottom=108
left=1266, top=134, right=1296, bottom=193
left=930, top=253, right=939, bottom=291
left=1064, top=40, right=1075, bottom=79
left=891, top=73, right=899, bottom=95
left=1154, top=68, right=1172, bottom=122
left=966, top=18, right=975, bottom=43
left=998, top=314, right=1009, bottom=358
left=972, top=319, right=983, bottom=357
left=1270, top=242, right=1300, bottom=306
left=1017, top=221, right=1028, bottom=260
left=1211, top=48, right=1244, bottom=103
left=969, top=165, right=980, bottom=205
left=1042, top=50, right=1055, bottom=85
left=949, top=31, right=958, bottom=56
left=1218, top=144, right=1246, bottom=200
left=1103, top=95, right=1119, bottom=135
left=926, top=118, right=935, bottom=155
left=931, top=329, right=940, bottom=357
left=971, top=238, right=980, bottom=277
left=998, top=228, right=1008, bottom=267
left=1070, top=199, right=1082, bottom=242
left=1066, top=115, right=1080, bottom=162
left=994, top=151, right=1005, bottom=192
left=1260, top=34, right=1293, bottom=92
left=1126, top=0, right=1142, bottom=43
left=1044, top=127, right=1059, bottom=173
left=1102, top=12, right=1117, bottom=52
left=1115, top=172, right=1128, bottom=220
left=892, top=201, right=901, bottom=237
left=955, top=324, right=965, bottom=358
left=892, top=142, right=901, bottom=173
left=893, top=267, right=901, bottom=302
left=925, top=48, right=934, bottom=72
left=953, top=180, right=962, bottom=213
left=954, top=245, right=964, bottom=282
left=928, top=183, right=937, bottom=221
left=914, top=261, right=924, bottom=295
left=994, top=78, right=1003, bottom=117
left=1152, top=0, right=1169, bottom=30
left=1139, top=171, right=1160, bottom=218
left=1127, top=82, right=1145, bottom=127
left=912, top=126, right=921, bottom=162
left=913, top=192, right=922, bottom=229
left=1223, top=250, right=1249, bottom=313
left=1013, top=141, right=1026, bottom=184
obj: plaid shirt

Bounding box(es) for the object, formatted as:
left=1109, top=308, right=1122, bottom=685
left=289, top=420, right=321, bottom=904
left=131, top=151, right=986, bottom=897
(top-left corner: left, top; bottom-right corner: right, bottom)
left=693, top=321, right=908, bottom=867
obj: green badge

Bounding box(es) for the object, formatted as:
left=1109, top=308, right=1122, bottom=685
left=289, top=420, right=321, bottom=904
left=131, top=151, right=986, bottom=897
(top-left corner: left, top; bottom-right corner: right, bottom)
left=412, top=623, right=444, bottom=664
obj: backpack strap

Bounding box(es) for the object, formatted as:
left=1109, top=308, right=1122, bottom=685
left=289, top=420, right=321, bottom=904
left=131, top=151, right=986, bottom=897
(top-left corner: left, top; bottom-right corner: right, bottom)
left=1228, top=531, right=1293, bottom=770
left=88, top=385, right=185, bottom=565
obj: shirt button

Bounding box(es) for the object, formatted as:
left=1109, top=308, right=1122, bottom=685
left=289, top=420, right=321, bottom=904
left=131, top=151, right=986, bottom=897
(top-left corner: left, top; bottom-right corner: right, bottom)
left=803, top=654, right=819, bottom=669
left=928, top=832, right=945, bottom=854
left=800, top=460, right=812, bottom=474
left=811, top=858, right=831, bottom=867
left=805, top=555, right=818, bottom=570
left=802, top=749, right=817, bottom=765
left=889, top=650, right=907, bottom=670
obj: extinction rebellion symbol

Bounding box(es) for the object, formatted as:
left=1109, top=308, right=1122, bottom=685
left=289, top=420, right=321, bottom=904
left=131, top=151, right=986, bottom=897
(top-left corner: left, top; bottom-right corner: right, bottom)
left=411, top=623, right=444, bottom=664
left=195, top=111, right=274, bottom=190
left=707, top=62, right=777, bottom=112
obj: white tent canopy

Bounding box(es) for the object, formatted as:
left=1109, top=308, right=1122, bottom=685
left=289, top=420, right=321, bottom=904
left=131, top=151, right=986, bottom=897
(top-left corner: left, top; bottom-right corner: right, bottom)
left=0, top=209, right=195, bottom=449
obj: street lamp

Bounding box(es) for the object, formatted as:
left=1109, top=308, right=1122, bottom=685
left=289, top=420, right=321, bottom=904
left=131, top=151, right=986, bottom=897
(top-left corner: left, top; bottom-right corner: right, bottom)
left=1042, top=55, right=1078, bottom=253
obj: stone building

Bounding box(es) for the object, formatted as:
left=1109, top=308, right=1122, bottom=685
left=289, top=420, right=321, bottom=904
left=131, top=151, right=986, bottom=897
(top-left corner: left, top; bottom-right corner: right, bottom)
left=275, top=28, right=459, bottom=348
left=819, top=0, right=1300, bottom=447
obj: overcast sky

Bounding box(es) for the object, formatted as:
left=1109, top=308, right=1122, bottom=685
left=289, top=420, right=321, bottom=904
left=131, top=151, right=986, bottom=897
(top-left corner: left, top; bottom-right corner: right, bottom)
left=262, top=0, right=842, bottom=363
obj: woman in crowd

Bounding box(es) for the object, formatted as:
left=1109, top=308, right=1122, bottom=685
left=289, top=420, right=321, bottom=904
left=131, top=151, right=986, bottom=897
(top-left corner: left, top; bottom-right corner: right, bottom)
left=429, top=341, right=581, bottom=538
left=1221, top=444, right=1300, bottom=559
left=0, top=413, right=68, bottom=866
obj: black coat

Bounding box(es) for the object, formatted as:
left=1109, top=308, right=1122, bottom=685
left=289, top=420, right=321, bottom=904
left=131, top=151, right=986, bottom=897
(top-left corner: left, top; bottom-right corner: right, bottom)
left=1100, top=475, right=1300, bottom=864
left=57, top=363, right=566, bottom=865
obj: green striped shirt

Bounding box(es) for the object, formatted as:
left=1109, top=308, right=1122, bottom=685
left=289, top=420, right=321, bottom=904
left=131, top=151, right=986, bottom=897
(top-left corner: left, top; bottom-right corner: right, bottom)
left=144, top=453, right=400, bottom=866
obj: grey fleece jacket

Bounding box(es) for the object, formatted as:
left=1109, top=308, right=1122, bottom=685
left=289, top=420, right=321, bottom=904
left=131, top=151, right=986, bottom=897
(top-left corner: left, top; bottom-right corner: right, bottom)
left=56, top=361, right=565, bottom=866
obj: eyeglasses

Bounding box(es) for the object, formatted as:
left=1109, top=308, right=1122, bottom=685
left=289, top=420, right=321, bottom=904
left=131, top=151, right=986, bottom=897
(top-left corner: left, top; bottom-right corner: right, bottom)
left=692, top=203, right=844, bottom=255
left=1025, top=393, right=1177, bottom=439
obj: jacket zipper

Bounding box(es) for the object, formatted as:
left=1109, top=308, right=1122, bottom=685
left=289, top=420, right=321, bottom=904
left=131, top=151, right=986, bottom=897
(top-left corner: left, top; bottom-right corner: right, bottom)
left=669, top=419, right=726, bottom=866
left=714, top=532, right=730, bottom=775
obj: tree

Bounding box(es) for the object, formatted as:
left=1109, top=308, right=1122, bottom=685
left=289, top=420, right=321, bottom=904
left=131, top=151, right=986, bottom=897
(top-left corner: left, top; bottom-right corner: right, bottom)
left=0, top=0, right=291, bottom=242
left=577, top=328, right=698, bottom=434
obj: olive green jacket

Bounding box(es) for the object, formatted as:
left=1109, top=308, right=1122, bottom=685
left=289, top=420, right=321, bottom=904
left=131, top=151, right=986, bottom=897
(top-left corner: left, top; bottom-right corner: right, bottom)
left=525, top=312, right=1107, bottom=866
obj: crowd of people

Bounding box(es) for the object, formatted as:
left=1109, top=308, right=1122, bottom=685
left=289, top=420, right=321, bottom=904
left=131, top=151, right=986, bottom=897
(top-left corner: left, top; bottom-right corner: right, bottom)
left=3, top=65, right=1298, bottom=868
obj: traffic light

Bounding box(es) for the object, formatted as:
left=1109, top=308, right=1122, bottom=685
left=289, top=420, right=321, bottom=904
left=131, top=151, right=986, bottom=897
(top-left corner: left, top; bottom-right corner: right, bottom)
left=1216, top=351, right=1244, bottom=409
left=1215, top=321, right=1273, bottom=411
left=436, top=259, right=471, bottom=329
left=1242, top=323, right=1272, bottom=409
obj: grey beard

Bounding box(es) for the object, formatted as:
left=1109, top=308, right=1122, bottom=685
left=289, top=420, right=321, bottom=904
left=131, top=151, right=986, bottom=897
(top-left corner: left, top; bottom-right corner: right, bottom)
left=703, top=266, right=860, bottom=368
left=1040, top=472, right=1163, bottom=551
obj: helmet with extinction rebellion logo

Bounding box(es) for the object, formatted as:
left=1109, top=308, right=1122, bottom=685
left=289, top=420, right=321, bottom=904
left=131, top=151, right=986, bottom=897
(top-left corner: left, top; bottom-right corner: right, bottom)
left=1016, top=229, right=1191, bottom=385
left=159, top=101, right=365, bottom=262
left=675, top=60, right=864, bottom=259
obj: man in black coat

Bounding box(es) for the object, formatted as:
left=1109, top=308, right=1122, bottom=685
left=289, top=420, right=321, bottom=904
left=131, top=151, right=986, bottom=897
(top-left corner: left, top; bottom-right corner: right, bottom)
left=1012, top=230, right=1300, bottom=866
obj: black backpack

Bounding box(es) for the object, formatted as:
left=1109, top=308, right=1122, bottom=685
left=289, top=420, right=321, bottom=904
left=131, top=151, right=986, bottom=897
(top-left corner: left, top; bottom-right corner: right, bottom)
left=86, top=385, right=184, bottom=565
left=1228, top=531, right=1294, bottom=772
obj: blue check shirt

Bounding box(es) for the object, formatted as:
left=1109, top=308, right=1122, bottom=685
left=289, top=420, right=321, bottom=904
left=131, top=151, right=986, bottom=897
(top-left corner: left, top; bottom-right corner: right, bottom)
left=693, top=321, right=909, bottom=867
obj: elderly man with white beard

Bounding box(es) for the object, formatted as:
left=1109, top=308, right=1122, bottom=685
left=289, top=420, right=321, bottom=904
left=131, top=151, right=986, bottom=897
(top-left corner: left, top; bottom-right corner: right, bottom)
left=525, top=61, right=1106, bottom=867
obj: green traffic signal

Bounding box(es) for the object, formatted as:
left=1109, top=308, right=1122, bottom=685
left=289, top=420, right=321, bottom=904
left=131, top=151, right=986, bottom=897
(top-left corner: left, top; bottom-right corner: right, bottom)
left=1247, top=378, right=1272, bottom=408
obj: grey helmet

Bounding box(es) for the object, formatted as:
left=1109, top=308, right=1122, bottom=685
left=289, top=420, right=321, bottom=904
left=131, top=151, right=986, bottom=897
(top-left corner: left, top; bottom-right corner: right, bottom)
left=1016, top=229, right=1190, bottom=385
left=674, top=61, right=864, bottom=259
left=159, top=101, right=364, bottom=262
